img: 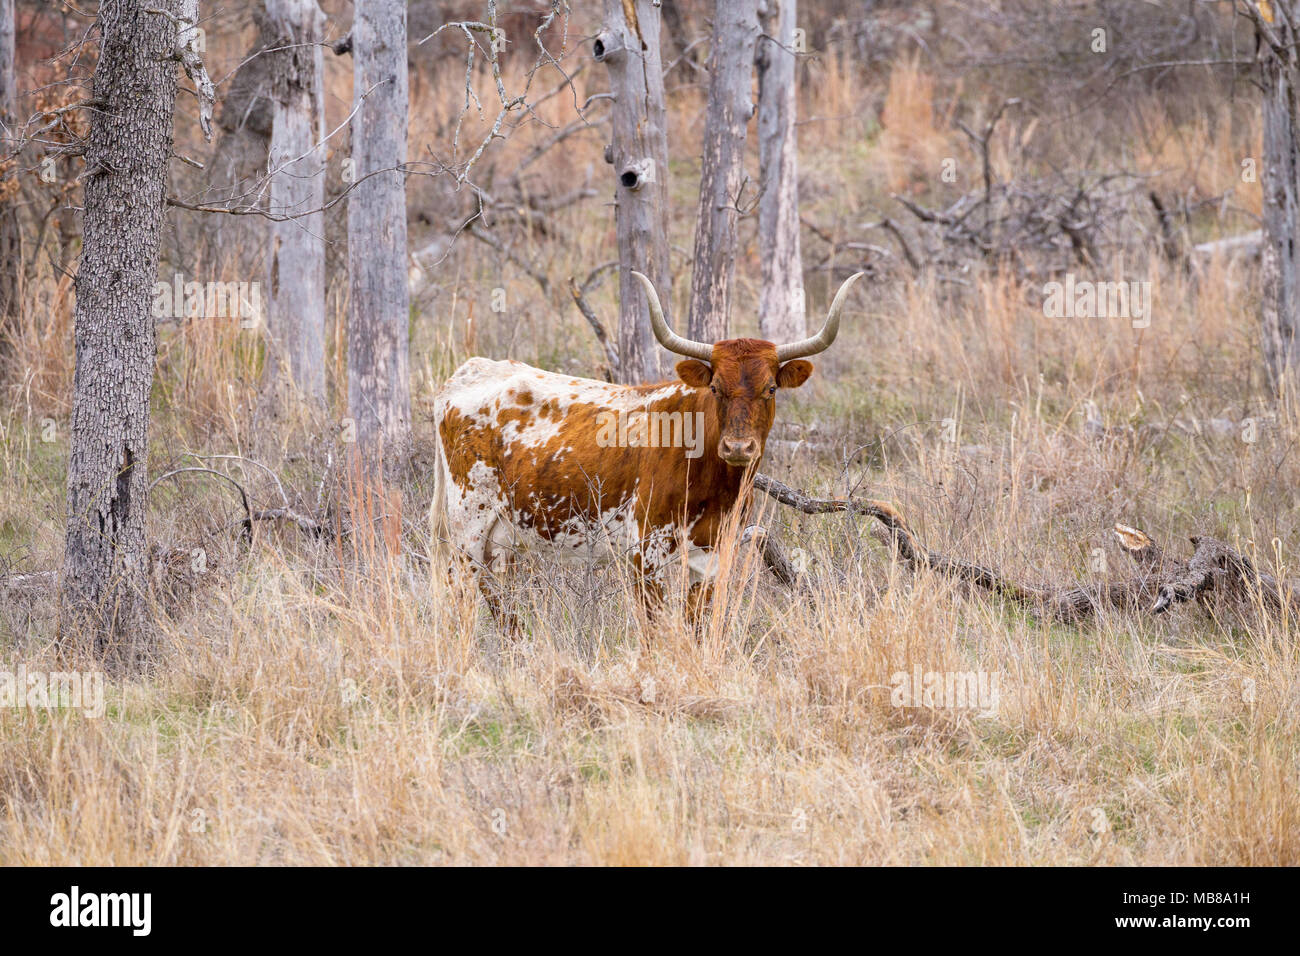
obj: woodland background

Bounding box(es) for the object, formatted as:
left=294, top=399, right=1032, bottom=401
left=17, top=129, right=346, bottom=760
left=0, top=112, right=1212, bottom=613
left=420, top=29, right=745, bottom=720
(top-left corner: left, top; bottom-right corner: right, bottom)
left=0, top=0, right=1297, bottom=864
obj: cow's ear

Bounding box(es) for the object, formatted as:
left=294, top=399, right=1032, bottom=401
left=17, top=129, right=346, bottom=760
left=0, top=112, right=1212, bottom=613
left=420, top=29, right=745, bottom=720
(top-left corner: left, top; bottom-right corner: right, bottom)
left=675, top=360, right=713, bottom=388
left=777, top=360, right=813, bottom=388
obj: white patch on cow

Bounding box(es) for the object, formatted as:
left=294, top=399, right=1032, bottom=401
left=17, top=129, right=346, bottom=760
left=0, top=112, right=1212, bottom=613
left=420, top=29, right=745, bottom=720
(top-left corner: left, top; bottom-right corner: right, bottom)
left=685, top=540, right=720, bottom=583
left=439, top=459, right=510, bottom=569
left=433, top=358, right=719, bottom=591
left=442, top=358, right=689, bottom=452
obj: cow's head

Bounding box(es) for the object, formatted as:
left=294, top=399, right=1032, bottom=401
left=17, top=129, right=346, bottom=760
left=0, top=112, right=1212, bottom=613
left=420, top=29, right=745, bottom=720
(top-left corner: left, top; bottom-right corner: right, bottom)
left=631, top=271, right=864, bottom=468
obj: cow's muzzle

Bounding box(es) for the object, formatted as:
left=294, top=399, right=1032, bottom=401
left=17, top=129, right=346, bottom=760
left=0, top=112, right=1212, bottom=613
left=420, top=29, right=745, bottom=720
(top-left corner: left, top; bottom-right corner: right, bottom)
left=718, top=437, right=760, bottom=467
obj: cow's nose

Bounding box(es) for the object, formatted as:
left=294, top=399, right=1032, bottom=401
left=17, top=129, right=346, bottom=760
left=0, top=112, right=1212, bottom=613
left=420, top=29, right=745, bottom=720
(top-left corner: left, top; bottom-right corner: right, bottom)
left=719, top=437, right=760, bottom=463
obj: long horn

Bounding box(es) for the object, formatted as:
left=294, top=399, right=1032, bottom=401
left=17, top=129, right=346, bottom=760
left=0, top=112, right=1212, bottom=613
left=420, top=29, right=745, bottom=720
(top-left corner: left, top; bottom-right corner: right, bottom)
left=775, top=272, right=866, bottom=362
left=630, top=270, right=713, bottom=361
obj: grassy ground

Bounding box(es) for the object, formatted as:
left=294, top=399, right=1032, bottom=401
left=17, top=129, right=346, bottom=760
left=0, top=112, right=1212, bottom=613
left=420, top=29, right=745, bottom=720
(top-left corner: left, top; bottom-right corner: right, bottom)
left=0, top=39, right=1297, bottom=864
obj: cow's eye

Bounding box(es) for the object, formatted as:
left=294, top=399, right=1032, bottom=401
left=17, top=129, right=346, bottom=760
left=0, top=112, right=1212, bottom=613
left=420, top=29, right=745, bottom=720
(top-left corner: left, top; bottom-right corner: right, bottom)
left=767, top=385, right=777, bottom=395
left=710, top=385, right=718, bottom=395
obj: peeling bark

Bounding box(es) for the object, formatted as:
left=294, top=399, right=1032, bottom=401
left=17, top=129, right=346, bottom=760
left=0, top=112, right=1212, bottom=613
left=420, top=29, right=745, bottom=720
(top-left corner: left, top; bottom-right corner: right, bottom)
left=61, top=0, right=181, bottom=658
left=176, top=0, right=215, bottom=142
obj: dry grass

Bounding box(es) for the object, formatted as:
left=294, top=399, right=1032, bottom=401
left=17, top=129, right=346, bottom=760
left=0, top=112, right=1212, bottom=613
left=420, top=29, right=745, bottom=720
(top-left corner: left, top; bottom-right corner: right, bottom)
left=1, top=45, right=1297, bottom=865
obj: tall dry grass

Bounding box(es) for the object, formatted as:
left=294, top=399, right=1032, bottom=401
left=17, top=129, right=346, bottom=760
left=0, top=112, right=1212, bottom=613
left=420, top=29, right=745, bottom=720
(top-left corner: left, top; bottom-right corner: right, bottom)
left=0, top=46, right=1297, bottom=865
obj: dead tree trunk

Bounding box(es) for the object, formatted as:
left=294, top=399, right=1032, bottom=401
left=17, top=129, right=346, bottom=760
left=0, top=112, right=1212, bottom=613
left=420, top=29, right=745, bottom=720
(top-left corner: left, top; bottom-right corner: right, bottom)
left=261, top=0, right=327, bottom=422
left=0, top=0, right=11, bottom=117
left=756, top=0, right=803, bottom=343
left=660, top=0, right=696, bottom=70
left=347, top=0, right=410, bottom=477
left=61, top=0, right=180, bottom=658
left=1252, top=0, right=1300, bottom=387
left=0, top=0, right=18, bottom=372
left=204, top=8, right=276, bottom=279
left=595, top=0, right=670, bottom=384
left=687, top=0, right=758, bottom=343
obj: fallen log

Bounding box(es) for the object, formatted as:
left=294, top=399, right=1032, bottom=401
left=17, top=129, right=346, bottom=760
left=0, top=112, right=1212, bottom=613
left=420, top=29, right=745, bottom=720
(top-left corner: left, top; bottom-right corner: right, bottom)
left=739, top=524, right=800, bottom=590
left=1150, top=534, right=1300, bottom=616
left=753, top=473, right=1297, bottom=624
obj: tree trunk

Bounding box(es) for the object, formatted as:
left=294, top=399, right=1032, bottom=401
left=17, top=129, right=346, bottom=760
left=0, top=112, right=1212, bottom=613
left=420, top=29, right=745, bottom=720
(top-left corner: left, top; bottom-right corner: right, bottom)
left=1258, top=4, right=1300, bottom=388
left=596, top=0, right=670, bottom=384
left=347, top=0, right=410, bottom=476
left=687, top=0, right=758, bottom=344
left=261, top=0, right=326, bottom=421
left=203, top=8, right=275, bottom=279
left=0, top=0, right=19, bottom=372
left=660, top=0, right=697, bottom=73
left=61, top=0, right=180, bottom=658
left=756, top=0, right=804, bottom=343
left=0, top=0, right=11, bottom=115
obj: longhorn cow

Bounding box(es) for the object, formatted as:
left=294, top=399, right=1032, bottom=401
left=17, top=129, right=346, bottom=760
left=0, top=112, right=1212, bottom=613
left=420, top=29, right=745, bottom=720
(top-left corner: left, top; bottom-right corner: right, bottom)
left=429, top=271, right=864, bottom=624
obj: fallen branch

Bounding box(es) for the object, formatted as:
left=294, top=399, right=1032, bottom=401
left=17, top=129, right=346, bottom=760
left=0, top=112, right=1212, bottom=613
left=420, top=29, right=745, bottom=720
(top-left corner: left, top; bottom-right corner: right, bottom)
left=150, top=456, right=327, bottom=540
left=150, top=466, right=254, bottom=539
left=740, top=524, right=800, bottom=589
left=0, top=569, right=58, bottom=591
left=753, top=473, right=1296, bottom=624
left=1151, top=535, right=1300, bottom=616
left=250, top=507, right=327, bottom=539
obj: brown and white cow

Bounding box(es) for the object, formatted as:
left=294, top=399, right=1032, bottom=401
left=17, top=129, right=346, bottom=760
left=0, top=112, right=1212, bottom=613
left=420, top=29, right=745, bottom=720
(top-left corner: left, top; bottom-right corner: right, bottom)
left=429, top=271, right=863, bottom=624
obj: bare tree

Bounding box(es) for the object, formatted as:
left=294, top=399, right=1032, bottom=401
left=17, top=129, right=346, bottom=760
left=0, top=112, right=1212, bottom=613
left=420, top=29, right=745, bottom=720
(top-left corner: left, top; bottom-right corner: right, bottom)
left=595, top=0, right=670, bottom=384
left=348, top=0, right=410, bottom=476
left=0, top=0, right=11, bottom=119
left=61, top=1, right=182, bottom=657
left=260, top=0, right=327, bottom=423
left=200, top=9, right=276, bottom=279
left=0, top=0, right=18, bottom=367
left=687, top=0, right=758, bottom=343
left=1246, top=0, right=1300, bottom=387
left=756, top=0, right=804, bottom=343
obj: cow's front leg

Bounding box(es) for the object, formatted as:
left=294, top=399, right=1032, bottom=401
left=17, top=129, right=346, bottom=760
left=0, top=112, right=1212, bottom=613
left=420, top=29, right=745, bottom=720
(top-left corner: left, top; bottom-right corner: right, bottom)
left=630, top=576, right=710, bottom=637
left=630, top=559, right=666, bottom=634
left=685, top=581, right=714, bottom=634
left=477, top=529, right=526, bottom=638
left=683, top=540, right=721, bottom=634
left=476, top=571, right=525, bottom=638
